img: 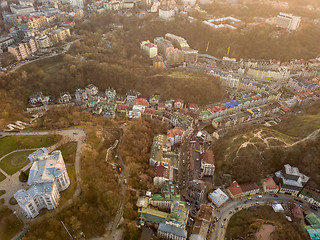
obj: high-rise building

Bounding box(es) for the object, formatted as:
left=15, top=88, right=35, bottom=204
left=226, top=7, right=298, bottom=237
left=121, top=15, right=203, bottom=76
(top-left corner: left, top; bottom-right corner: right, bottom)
left=276, top=12, right=301, bottom=31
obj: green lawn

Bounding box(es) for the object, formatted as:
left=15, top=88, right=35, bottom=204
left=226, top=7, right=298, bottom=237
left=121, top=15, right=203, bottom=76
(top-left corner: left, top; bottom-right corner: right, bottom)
left=0, top=150, right=35, bottom=175
left=58, top=142, right=77, bottom=163
left=0, top=172, right=5, bottom=182
left=0, top=203, right=23, bottom=240
left=0, top=135, right=62, bottom=158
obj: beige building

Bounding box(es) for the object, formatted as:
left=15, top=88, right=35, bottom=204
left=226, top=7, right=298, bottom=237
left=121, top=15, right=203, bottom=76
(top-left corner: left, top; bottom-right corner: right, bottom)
left=8, top=37, right=37, bottom=61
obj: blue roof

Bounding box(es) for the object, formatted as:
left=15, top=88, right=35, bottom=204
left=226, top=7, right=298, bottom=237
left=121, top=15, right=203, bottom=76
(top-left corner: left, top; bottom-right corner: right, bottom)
left=307, top=228, right=320, bottom=240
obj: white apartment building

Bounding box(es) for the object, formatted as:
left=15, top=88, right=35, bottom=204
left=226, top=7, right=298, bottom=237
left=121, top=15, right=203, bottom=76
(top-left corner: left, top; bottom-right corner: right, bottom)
left=200, top=150, right=215, bottom=177
left=276, top=13, right=301, bottom=31
left=14, top=148, right=70, bottom=218
left=140, top=40, right=158, bottom=58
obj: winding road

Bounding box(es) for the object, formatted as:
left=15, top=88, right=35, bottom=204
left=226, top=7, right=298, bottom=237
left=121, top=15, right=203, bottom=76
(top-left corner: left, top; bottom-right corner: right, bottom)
left=210, top=193, right=320, bottom=240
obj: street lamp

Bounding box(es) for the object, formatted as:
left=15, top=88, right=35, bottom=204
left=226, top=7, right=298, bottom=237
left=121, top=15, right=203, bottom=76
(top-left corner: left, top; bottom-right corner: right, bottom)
left=13, top=211, right=23, bottom=225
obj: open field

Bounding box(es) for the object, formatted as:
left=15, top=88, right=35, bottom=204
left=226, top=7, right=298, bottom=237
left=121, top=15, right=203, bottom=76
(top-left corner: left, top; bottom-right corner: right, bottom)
left=0, top=135, right=61, bottom=158
left=58, top=142, right=77, bottom=164
left=0, top=150, right=35, bottom=175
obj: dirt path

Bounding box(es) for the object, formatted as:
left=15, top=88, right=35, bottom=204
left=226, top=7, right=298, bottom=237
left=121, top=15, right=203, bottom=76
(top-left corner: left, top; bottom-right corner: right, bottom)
left=255, top=224, right=276, bottom=240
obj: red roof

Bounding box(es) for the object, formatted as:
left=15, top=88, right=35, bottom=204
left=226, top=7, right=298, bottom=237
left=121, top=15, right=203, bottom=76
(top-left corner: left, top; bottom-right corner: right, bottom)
left=188, top=103, right=196, bottom=109
left=133, top=98, right=149, bottom=106
left=228, top=181, right=242, bottom=196
left=219, top=104, right=227, bottom=110
left=175, top=99, right=184, bottom=104
left=117, top=104, right=128, bottom=110
left=158, top=102, right=165, bottom=109
left=179, top=108, right=189, bottom=115
left=264, top=177, right=279, bottom=190
left=240, top=182, right=259, bottom=193
left=167, top=127, right=185, bottom=138
left=155, top=164, right=170, bottom=179
left=145, top=108, right=156, bottom=114
left=201, top=150, right=214, bottom=165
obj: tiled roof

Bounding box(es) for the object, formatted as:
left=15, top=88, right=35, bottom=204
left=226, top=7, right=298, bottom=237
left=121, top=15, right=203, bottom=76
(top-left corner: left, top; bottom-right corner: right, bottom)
left=240, top=182, right=259, bottom=193
left=227, top=181, right=242, bottom=196
left=201, top=150, right=214, bottom=165
left=167, top=127, right=185, bottom=138
left=264, top=176, right=279, bottom=190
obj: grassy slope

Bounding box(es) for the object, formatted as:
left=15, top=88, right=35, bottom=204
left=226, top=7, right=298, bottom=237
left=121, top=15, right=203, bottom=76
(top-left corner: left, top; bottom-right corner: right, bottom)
left=0, top=135, right=61, bottom=158
left=58, top=142, right=77, bottom=164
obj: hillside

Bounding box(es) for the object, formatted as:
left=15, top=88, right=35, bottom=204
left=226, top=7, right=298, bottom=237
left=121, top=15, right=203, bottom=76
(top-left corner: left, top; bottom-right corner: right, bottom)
left=213, top=102, right=320, bottom=188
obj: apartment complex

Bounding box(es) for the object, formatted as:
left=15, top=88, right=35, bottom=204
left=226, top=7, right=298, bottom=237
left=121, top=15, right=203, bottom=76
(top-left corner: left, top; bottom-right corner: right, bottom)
left=14, top=148, right=70, bottom=218
left=8, top=37, right=37, bottom=61
left=276, top=12, right=301, bottom=31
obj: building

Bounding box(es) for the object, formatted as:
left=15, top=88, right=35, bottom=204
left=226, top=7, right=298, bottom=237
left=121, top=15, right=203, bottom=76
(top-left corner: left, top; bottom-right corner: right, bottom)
left=85, top=84, right=98, bottom=96
left=171, top=113, right=193, bottom=130
left=227, top=181, right=260, bottom=198
left=10, top=3, right=35, bottom=15
left=200, top=150, right=215, bottom=177
left=276, top=12, right=301, bottom=31
left=140, top=40, right=158, bottom=58
left=36, top=35, right=52, bottom=49
left=52, top=27, right=71, bottom=42
left=189, top=204, right=213, bottom=240
left=0, top=36, right=14, bottom=51
left=159, top=8, right=175, bottom=20
left=149, top=194, right=181, bottom=209
left=149, top=134, right=171, bottom=166
left=299, top=188, right=320, bottom=208
left=138, top=207, right=169, bottom=228
left=157, top=224, right=187, bottom=240
left=70, top=0, right=84, bottom=8
left=153, top=55, right=164, bottom=69
left=126, top=89, right=141, bottom=105
left=262, top=176, right=279, bottom=194
left=274, top=164, right=310, bottom=196
left=8, top=37, right=37, bottom=61
left=29, top=92, right=50, bottom=106
left=167, top=127, right=185, bottom=146
left=208, top=188, right=229, bottom=207
left=203, top=17, right=242, bottom=30
left=14, top=148, right=70, bottom=218
left=105, top=88, right=116, bottom=101
left=59, top=92, right=72, bottom=103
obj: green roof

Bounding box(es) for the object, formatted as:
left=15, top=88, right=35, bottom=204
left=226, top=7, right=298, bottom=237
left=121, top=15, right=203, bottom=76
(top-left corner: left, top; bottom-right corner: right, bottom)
left=138, top=208, right=168, bottom=225
left=300, top=189, right=320, bottom=203
left=151, top=194, right=181, bottom=202
left=200, top=110, right=212, bottom=116
left=213, top=117, right=223, bottom=122
left=306, top=213, right=320, bottom=227
left=155, top=110, right=163, bottom=115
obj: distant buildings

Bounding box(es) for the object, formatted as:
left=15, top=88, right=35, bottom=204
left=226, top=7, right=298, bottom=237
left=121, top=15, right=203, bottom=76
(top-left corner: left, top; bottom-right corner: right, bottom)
left=203, top=17, right=242, bottom=30
left=276, top=13, right=301, bottom=31
left=274, top=164, right=309, bottom=196
left=14, top=148, right=70, bottom=218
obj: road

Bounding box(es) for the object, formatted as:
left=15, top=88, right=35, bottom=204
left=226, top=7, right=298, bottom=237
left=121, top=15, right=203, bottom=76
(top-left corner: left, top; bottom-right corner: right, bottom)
left=210, top=193, right=320, bottom=240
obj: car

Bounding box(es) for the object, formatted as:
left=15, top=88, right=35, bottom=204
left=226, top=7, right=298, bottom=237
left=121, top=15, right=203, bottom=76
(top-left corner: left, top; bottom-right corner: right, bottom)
left=257, top=195, right=262, bottom=198
left=248, top=197, right=252, bottom=200
left=221, top=224, right=223, bottom=228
